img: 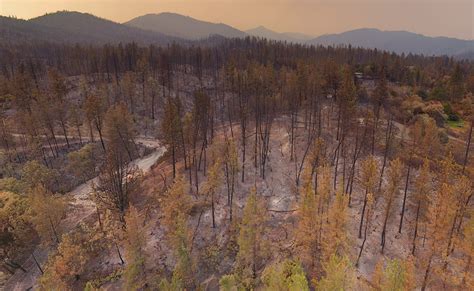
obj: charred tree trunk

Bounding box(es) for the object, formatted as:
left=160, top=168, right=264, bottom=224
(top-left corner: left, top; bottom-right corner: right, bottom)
left=359, top=189, right=368, bottom=239
left=421, top=253, right=433, bottom=291
left=171, top=141, right=176, bottom=179
left=32, top=252, right=43, bottom=274
left=356, top=213, right=370, bottom=267
left=211, top=190, right=216, bottom=228
left=462, top=120, right=473, bottom=175
left=378, top=117, right=393, bottom=193
left=412, top=200, right=421, bottom=255
left=59, top=119, right=70, bottom=148
left=399, top=161, right=412, bottom=233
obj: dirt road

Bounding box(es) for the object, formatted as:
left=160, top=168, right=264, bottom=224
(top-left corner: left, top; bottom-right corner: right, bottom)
left=4, top=138, right=165, bottom=291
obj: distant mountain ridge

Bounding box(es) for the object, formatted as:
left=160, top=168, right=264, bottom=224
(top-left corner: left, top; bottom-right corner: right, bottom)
left=0, top=11, right=180, bottom=45
left=0, top=11, right=472, bottom=59
left=307, top=28, right=474, bottom=57
left=245, top=26, right=313, bottom=43
left=29, top=11, right=179, bottom=44
left=125, top=12, right=246, bottom=40
left=0, top=15, right=74, bottom=43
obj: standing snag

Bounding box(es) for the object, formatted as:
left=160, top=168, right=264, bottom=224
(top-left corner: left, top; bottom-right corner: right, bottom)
left=380, top=158, right=403, bottom=253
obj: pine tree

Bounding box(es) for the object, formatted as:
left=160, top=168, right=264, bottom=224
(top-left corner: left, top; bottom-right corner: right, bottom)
left=374, top=258, right=415, bottom=291
left=223, top=137, right=239, bottom=221
left=219, top=274, right=239, bottom=291
left=398, top=117, right=437, bottom=234
left=261, top=259, right=310, bottom=291
left=67, top=144, right=96, bottom=182
left=317, top=164, right=331, bottom=221
left=411, top=116, right=441, bottom=159
left=356, top=192, right=374, bottom=267
left=160, top=97, right=181, bottom=178
left=103, top=102, right=137, bottom=161
left=459, top=215, right=473, bottom=289
left=322, top=190, right=349, bottom=260
left=333, top=66, right=357, bottom=190
left=99, top=208, right=126, bottom=265
left=0, top=191, right=35, bottom=274
left=449, top=63, right=465, bottom=101
left=121, top=71, right=137, bottom=114
left=461, top=97, right=474, bottom=174
left=202, top=150, right=222, bottom=228
left=295, top=170, right=319, bottom=270
left=39, top=232, right=89, bottom=290
left=421, top=181, right=456, bottom=290
left=123, top=205, right=148, bottom=290
left=358, top=155, right=378, bottom=239
left=161, top=176, right=194, bottom=289
left=315, top=254, right=355, bottom=290
left=371, top=68, right=388, bottom=154
left=381, top=158, right=403, bottom=253
left=28, top=185, right=67, bottom=245
left=449, top=175, right=471, bottom=253
left=435, top=155, right=461, bottom=264
left=235, top=187, right=266, bottom=288
left=372, top=259, right=384, bottom=288
left=21, top=160, right=58, bottom=191
left=94, top=148, right=140, bottom=221
left=84, top=94, right=108, bottom=151
left=48, top=68, right=71, bottom=148
left=412, top=158, right=432, bottom=255
left=160, top=213, right=194, bottom=290
left=68, top=103, right=84, bottom=144
left=162, top=174, right=192, bottom=235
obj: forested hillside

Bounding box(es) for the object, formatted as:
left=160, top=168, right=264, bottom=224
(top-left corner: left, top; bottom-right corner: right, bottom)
left=0, top=37, right=473, bottom=290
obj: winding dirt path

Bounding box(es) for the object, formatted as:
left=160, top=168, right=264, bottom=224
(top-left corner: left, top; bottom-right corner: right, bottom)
left=4, top=138, right=165, bottom=291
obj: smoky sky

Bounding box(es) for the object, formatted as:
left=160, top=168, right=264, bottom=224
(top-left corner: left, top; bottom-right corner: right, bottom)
left=1, top=0, right=473, bottom=39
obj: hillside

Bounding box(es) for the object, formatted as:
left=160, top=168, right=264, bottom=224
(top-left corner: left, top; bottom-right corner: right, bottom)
left=125, top=12, right=247, bottom=40
left=307, top=28, right=474, bottom=58
left=0, top=11, right=181, bottom=45
left=29, top=11, right=180, bottom=45
left=0, top=16, right=81, bottom=44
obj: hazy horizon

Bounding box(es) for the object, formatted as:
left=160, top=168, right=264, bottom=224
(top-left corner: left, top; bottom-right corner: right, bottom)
left=1, top=0, right=473, bottom=40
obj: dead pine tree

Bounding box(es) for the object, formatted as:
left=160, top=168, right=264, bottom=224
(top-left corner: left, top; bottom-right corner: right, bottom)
left=398, top=139, right=415, bottom=234
left=381, top=158, right=403, bottom=253
left=333, top=66, right=356, bottom=190
left=377, top=115, right=394, bottom=194
left=411, top=159, right=432, bottom=255
left=358, top=155, right=378, bottom=239
left=356, top=192, right=374, bottom=267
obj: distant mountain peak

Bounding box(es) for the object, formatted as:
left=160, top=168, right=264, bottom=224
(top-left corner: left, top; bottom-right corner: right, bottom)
left=307, top=28, right=474, bottom=58
left=143, top=12, right=195, bottom=20
left=247, top=26, right=276, bottom=33
left=157, top=12, right=184, bottom=16
left=32, top=10, right=98, bottom=19
left=352, top=28, right=381, bottom=32
left=30, top=10, right=119, bottom=25
left=125, top=12, right=246, bottom=40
